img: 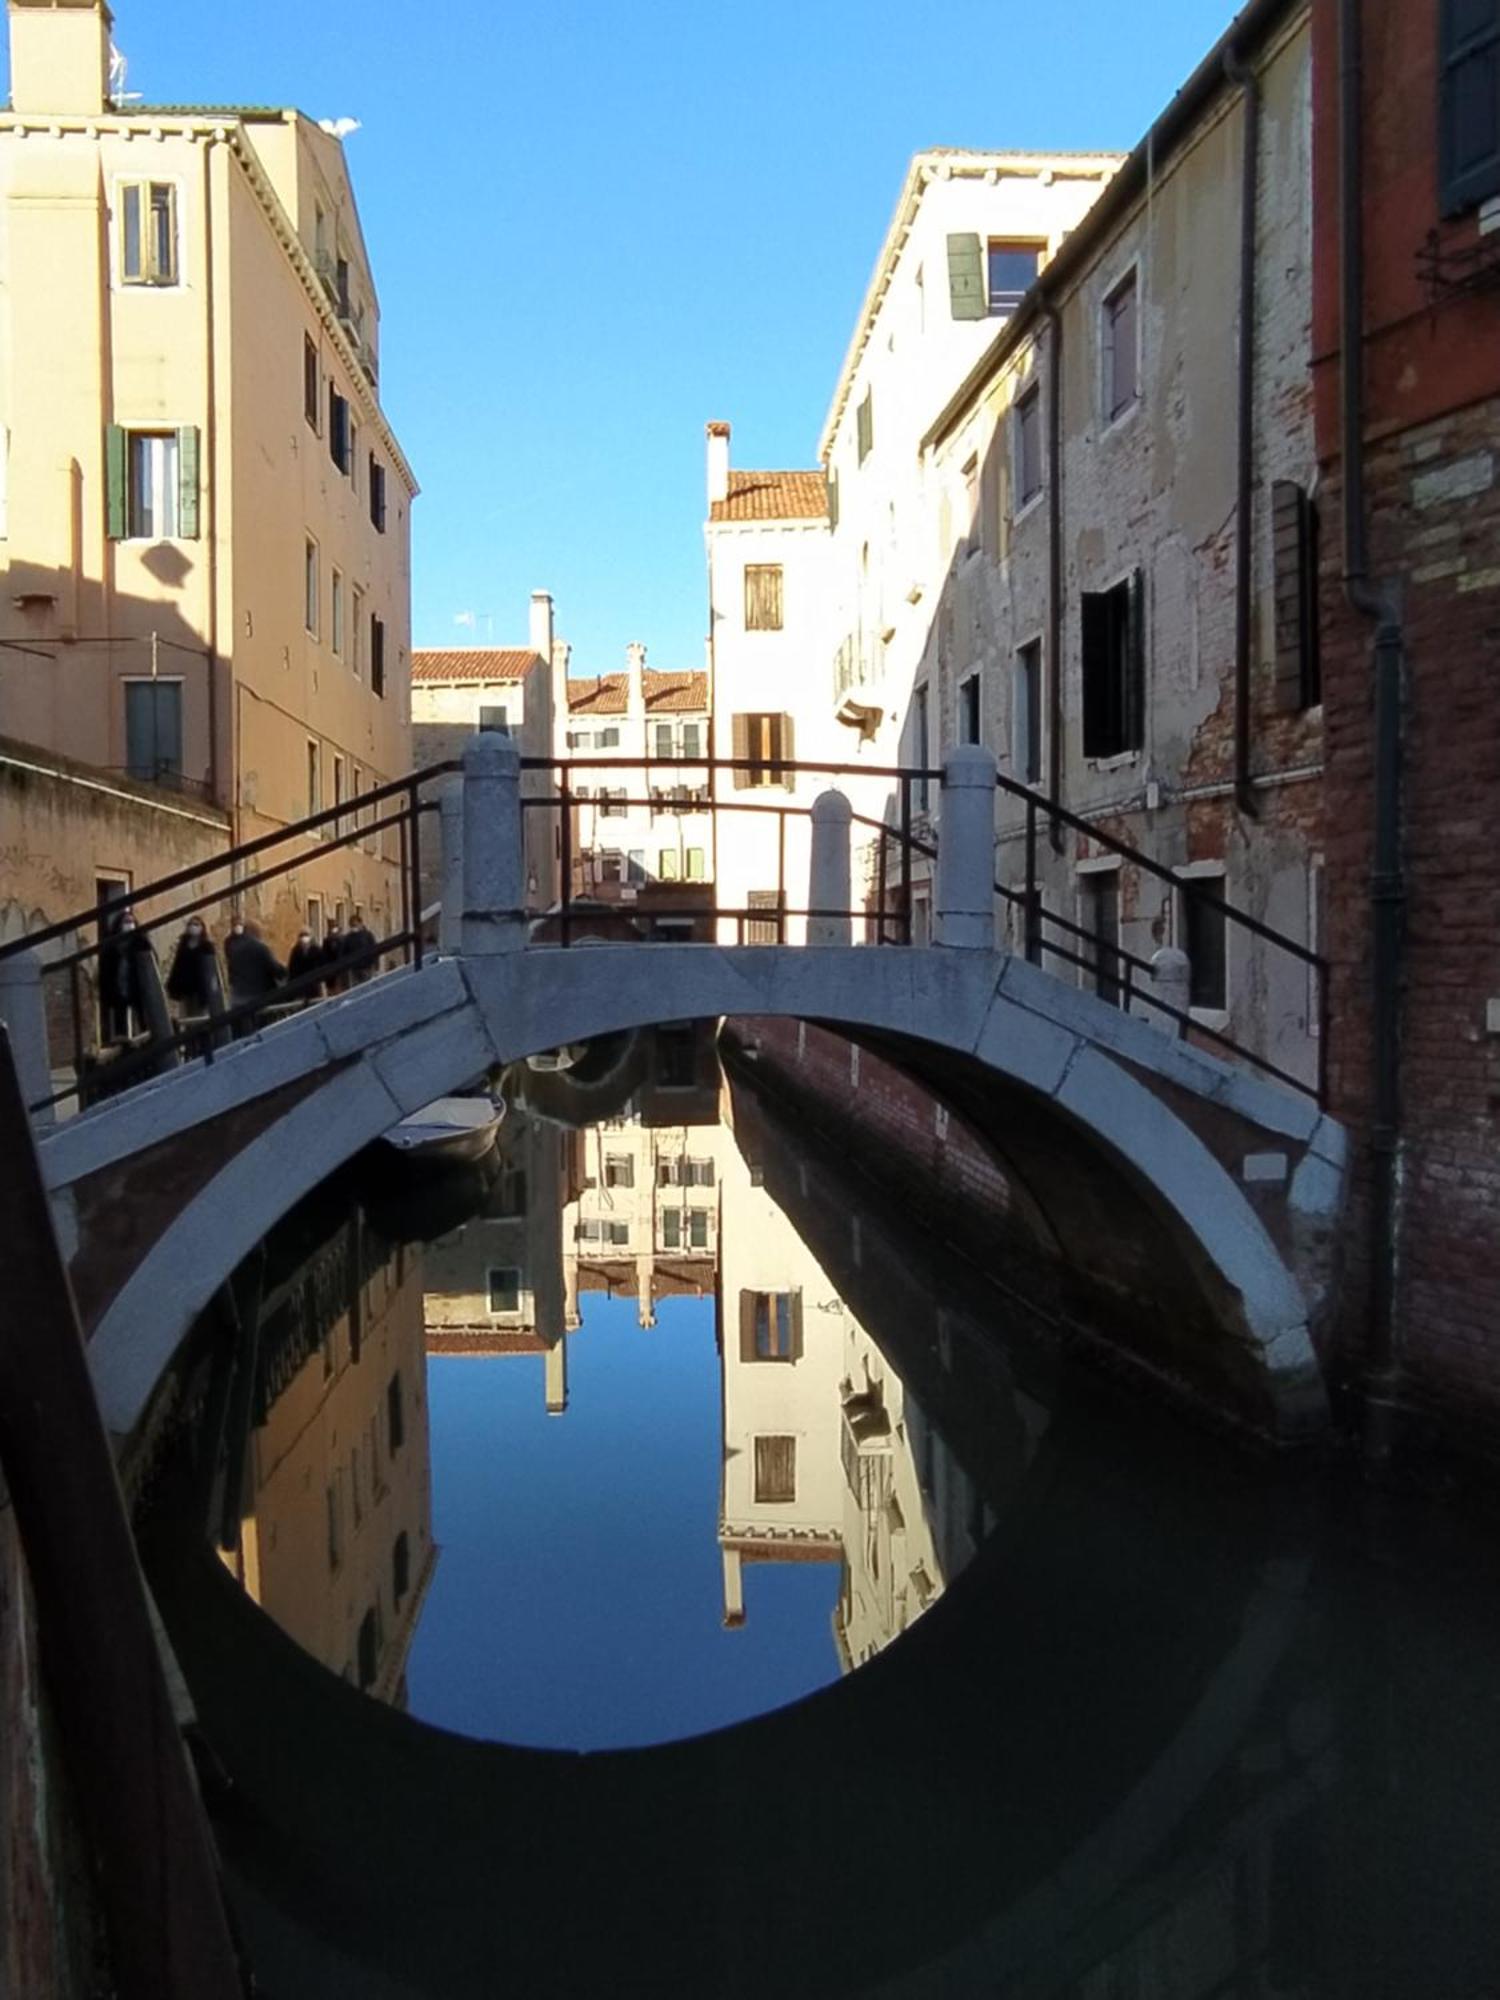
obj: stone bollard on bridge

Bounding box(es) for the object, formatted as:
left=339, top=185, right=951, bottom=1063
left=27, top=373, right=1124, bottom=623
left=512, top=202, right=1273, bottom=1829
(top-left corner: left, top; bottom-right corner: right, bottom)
left=439, top=773, right=465, bottom=956
left=935, top=745, right=998, bottom=949
left=808, top=790, right=853, bottom=946
left=0, top=947, right=55, bottom=1126
left=461, top=731, right=526, bottom=957
left=1150, top=946, right=1191, bottom=1036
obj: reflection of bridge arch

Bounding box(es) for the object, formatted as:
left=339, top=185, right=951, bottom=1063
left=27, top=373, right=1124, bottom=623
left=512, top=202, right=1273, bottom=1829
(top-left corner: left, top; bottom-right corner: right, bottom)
left=42, top=943, right=1341, bottom=1443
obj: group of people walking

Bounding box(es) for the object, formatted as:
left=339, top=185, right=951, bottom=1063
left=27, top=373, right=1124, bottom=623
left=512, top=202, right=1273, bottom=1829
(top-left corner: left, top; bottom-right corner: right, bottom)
left=98, top=906, right=380, bottom=1042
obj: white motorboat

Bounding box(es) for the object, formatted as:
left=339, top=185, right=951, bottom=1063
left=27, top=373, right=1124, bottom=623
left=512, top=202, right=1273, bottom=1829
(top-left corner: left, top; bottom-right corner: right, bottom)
left=381, top=1094, right=505, bottom=1163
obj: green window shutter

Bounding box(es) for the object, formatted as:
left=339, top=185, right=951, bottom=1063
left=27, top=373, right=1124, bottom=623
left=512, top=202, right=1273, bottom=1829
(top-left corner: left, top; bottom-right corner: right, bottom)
left=105, top=424, right=128, bottom=539
left=947, top=232, right=986, bottom=320
left=177, top=425, right=200, bottom=538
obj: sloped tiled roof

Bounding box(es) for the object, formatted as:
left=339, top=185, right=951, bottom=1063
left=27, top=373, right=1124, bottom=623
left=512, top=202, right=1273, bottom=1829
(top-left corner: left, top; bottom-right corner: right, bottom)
left=410, top=648, right=542, bottom=685
left=568, top=669, right=708, bottom=716
left=709, top=469, right=829, bottom=523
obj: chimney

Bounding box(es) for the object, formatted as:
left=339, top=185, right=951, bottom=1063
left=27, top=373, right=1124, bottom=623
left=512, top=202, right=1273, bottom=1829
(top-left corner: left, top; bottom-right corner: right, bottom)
left=706, top=420, right=731, bottom=508
left=9, top=0, right=112, bottom=116
left=528, top=590, right=554, bottom=662
left=625, top=641, right=647, bottom=720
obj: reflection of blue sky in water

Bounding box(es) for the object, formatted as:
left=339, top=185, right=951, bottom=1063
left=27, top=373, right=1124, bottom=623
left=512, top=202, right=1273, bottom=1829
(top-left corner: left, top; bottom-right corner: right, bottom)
left=406, top=1293, right=839, bottom=1750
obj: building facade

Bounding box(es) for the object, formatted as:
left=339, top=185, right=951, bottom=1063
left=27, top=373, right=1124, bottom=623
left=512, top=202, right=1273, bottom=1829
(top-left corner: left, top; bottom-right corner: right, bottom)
left=1311, top=0, right=1500, bottom=1455
left=0, top=0, right=416, bottom=959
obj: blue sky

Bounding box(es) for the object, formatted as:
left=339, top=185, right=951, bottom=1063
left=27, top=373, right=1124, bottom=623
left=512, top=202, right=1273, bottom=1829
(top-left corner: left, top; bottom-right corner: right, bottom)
left=9, top=1, right=1237, bottom=669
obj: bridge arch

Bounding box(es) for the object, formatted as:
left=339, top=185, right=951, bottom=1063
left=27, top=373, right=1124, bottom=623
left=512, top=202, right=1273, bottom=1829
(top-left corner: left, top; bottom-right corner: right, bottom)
left=42, top=942, right=1338, bottom=1444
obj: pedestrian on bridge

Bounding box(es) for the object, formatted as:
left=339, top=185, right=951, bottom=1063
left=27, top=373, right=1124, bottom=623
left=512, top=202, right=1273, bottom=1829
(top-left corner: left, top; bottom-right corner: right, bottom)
left=321, top=919, right=348, bottom=995
left=225, top=918, right=285, bottom=1030
left=98, top=909, right=154, bottom=1043
left=165, top=919, right=224, bottom=1027
left=344, top=908, right=378, bottom=984
left=287, top=927, right=324, bottom=1003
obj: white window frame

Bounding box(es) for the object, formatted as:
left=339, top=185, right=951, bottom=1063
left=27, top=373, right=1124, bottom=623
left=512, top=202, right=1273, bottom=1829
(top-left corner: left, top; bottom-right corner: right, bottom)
left=305, top=536, right=320, bottom=639
left=1012, top=635, right=1043, bottom=782
left=1074, top=855, right=1124, bottom=1005
left=1100, top=262, right=1142, bottom=435
left=1013, top=379, right=1044, bottom=521
left=1174, top=859, right=1230, bottom=1031
left=330, top=568, right=345, bottom=658
left=126, top=431, right=181, bottom=540
left=116, top=177, right=182, bottom=288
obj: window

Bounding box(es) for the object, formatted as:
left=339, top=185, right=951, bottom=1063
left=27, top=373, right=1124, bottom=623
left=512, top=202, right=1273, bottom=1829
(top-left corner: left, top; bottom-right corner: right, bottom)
left=487, top=1267, right=521, bottom=1314
left=329, top=387, right=350, bottom=474
left=857, top=388, right=874, bottom=464
left=336, top=254, right=352, bottom=318
left=627, top=850, right=647, bottom=884
left=356, top=1606, right=380, bottom=1690
left=351, top=587, right=366, bottom=678
left=654, top=1023, right=698, bottom=1088
left=913, top=684, right=931, bottom=810
left=349, top=420, right=360, bottom=493
left=369, top=455, right=387, bottom=532
left=120, top=181, right=178, bottom=286
left=331, top=569, right=345, bottom=657
left=660, top=1208, right=709, bottom=1251
left=604, top=1153, right=635, bottom=1189
left=1014, top=640, right=1042, bottom=783
left=1079, top=868, right=1122, bottom=1008
left=305, top=538, right=320, bottom=636
left=1441, top=0, right=1500, bottom=214
left=1016, top=384, right=1043, bottom=508
left=332, top=754, right=346, bottom=834
left=658, top=1157, right=715, bottom=1188
left=684, top=847, right=705, bottom=881
left=740, top=1291, right=802, bottom=1362
left=371, top=614, right=386, bottom=697
left=392, top=1531, right=411, bottom=1605
left=326, top=1479, right=343, bottom=1572
left=304, top=336, right=320, bottom=429
left=1180, top=870, right=1229, bottom=1014
left=1272, top=481, right=1321, bottom=711
left=659, top=849, right=680, bottom=880
left=106, top=429, right=196, bottom=541
left=681, top=721, right=703, bottom=760
left=732, top=712, right=795, bottom=790
left=1102, top=270, right=1139, bottom=422
left=1080, top=572, right=1144, bottom=759
left=577, top=1217, right=629, bottom=1246
left=479, top=703, right=509, bottom=732
left=654, top=722, right=676, bottom=761
left=123, top=679, right=183, bottom=785
left=386, top=1370, right=405, bottom=1454
left=744, top=563, right=784, bottom=631
left=959, top=672, right=981, bottom=746
left=307, top=739, right=322, bottom=818
left=599, top=788, right=628, bottom=818
left=746, top=890, right=783, bottom=944
left=753, top=1436, right=797, bottom=1504
left=988, top=239, right=1041, bottom=314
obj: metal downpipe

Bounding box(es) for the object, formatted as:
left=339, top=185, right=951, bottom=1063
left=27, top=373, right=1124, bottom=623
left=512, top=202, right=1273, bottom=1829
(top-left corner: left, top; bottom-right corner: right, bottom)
left=1226, top=45, right=1261, bottom=819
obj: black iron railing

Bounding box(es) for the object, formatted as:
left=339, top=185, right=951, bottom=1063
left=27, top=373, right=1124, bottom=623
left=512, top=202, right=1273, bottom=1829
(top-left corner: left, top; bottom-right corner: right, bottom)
left=0, top=749, right=1328, bottom=1116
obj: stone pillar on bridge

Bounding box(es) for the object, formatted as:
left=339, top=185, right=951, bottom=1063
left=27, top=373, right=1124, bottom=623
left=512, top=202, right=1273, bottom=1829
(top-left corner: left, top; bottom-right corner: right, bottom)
left=936, top=746, right=997, bottom=949
left=439, top=774, right=464, bottom=956
left=0, top=948, right=54, bottom=1127
left=462, top=732, right=526, bottom=957
left=808, top=790, right=853, bottom=946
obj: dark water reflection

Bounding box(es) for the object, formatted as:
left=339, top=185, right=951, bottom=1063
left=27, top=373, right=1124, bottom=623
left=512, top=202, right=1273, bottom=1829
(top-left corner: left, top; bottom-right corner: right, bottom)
left=136, top=1025, right=1500, bottom=1998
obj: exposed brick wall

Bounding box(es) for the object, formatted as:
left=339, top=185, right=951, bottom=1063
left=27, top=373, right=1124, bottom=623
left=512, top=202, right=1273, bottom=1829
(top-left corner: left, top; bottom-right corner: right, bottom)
left=1321, top=402, right=1500, bottom=1455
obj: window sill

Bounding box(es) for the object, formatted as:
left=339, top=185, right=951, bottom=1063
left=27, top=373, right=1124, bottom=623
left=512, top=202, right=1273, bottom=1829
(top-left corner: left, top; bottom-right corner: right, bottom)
left=1099, top=398, right=1140, bottom=442
left=1013, top=491, right=1045, bottom=528
left=1086, top=751, right=1140, bottom=773
left=1189, top=1006, right=1231, bottom=1033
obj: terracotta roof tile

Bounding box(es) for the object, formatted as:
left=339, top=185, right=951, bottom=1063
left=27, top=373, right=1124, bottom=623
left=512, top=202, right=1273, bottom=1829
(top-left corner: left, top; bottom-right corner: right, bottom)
left=410, top=648, right=542, bottom=685
left=709, top=469, right=829, bottom=523
left=568, top=670, right=708, bottom=716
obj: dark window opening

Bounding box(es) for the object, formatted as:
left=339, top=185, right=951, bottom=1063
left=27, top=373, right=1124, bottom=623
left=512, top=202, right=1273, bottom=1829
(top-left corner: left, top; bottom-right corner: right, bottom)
left=1015, top=640, right=1042, bottom=784
left=1016, top=385, right=1043, bottom=507
left=1080, top=871, right=1123, bottom=1008
left=959, top=672, right=981, bottom=745
left=1440, top=0, right=1500, bottom=215
left=392, top=1532, right=411, bottom=1604
left=1103, top=271, right=1139, bottom=421
left=1182, top=876, right=1229, bottom=1012
left=1080, top=571, right=1144, bottom=759
left=329, top=387, right=350, bottom=474
left=488, top=1267, right=521, bottom=1313
left=387, top=1370, right=405, bottom=1454
left=304, top=336, right=320, bottom=429
left=988, top=239, right=1042, bottom=314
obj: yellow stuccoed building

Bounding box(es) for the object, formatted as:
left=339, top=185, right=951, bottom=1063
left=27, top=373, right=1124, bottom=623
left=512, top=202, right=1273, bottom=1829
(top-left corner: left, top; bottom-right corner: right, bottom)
left=0, top=0, right=416, bottom=950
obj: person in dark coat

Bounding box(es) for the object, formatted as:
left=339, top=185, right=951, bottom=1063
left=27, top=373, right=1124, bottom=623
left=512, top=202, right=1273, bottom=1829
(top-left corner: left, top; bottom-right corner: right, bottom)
left=165, top=918, right=222, bottom=1021
left=321, top=920, right=348, bottom=995
left=99, top=909, right=153, bottom=1042
left=224, top=918, right=285, bottom=1023
left=286, top=926, right=324, bottom=1002
left=344, top=908, right=378, bottom=984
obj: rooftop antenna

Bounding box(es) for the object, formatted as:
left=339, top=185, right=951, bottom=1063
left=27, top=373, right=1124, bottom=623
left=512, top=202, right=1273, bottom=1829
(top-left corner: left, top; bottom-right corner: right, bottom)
left=108, top=44, right=142, bottom=106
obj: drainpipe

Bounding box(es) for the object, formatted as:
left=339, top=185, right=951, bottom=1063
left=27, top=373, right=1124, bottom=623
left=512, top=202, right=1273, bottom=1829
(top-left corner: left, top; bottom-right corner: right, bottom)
left=1043, top=300, right=1064, bottom=852
left=1226, top=44, right=1260, bottom=819
left=1339, top=0, right=1405, bottom=1466
left=202, top=136, right=223, bottom=815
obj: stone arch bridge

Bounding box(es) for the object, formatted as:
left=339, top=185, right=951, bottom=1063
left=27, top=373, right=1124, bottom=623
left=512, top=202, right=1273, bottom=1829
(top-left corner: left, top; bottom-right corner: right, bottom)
left=8, top=738, right=1346, bottom=1445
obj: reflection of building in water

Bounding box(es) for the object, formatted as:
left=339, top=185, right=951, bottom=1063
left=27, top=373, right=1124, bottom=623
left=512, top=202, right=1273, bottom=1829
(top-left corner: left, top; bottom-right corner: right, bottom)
left=233, top=1221, right=434, bottom=1706
left=422, top=1113, right=581, bottom=1414
left=561, top=1024, right=724, bottom=1330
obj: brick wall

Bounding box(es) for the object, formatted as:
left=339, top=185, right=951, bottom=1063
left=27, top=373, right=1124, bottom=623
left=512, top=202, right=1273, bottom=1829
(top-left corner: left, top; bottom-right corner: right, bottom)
left=1321, top=398, right=1500, bottom=1457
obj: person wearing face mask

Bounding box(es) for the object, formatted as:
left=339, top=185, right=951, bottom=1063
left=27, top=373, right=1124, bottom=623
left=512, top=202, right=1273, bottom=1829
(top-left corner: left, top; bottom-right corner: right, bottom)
left=321, top=918, right=348, bottom=995
left=99, top=906, right=154, bottom=1042
left=165, top=917, right=222, bottom=1021
left=287, top=924, right=324, bottom=1001
left=224, top=915, right=285, bottom=1025
left=344, top=907, right=378, bottom=984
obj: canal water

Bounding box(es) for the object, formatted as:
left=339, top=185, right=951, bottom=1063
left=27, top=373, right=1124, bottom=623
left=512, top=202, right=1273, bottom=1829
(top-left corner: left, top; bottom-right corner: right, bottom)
left=136, top=1023, right=1500, bottom=1998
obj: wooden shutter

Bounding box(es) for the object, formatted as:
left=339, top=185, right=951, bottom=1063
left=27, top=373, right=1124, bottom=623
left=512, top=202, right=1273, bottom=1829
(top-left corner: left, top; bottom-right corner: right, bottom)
left=731, top=711, right=751, bottom=790
left=827, top=468, right=840, bottom=529
left=779, top=713, right=796, bottom=792
left=857, top=390, right=874, bottom=463
left=946, top=231, right=986, bottom=320
left=105, top=424, right=128, bottom=539
left=1125, top=567, right=1146, bottom=752
left=1271, top=480, right=1317, bottom=712
left=739, top=1291, right=759, bottom=1362
left=176, top=425, right=200, bottom=538
left=1441, top=0, right=1500, bottom=215
left=789, top=1290, right=804, bottom=1362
